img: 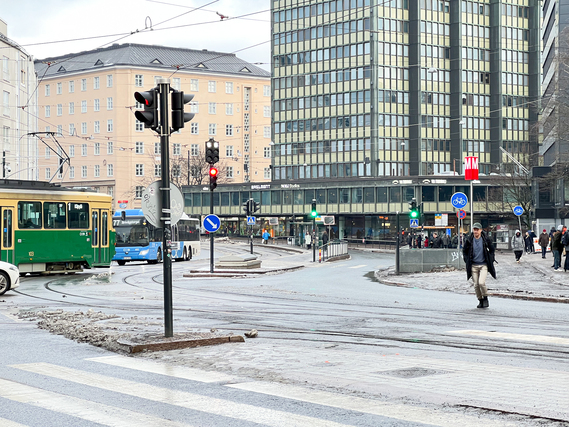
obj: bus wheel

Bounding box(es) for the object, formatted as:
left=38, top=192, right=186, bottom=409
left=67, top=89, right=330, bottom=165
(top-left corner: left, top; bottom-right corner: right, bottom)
left=183, top=248, right=188, bottom=261
left=117, top=261, right=126, bottom=266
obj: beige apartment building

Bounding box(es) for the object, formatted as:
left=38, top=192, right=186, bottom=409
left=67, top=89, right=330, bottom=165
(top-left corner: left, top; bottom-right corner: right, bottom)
left=35, top=43, right=271, bottom=210
left=0, top=18, right=39, bottom=180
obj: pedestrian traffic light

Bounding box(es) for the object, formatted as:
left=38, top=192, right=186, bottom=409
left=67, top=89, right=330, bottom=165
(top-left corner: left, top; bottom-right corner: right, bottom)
left=171, top=90, right=194, bottom=132
left=205, top=138, right=219, bottom=164
left=209, top=166, right=218, bottom=190
left=311, top=199, right=318, bottom=218
left=409, top=198, right=420, bottom=219
left=134, top=89, right=159, bottom=130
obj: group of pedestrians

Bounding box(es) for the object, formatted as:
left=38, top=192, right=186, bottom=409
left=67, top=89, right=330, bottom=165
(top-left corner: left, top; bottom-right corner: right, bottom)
left=407, top=232, right=452, bottom=249
left=547, top=225, right=569, bottom=272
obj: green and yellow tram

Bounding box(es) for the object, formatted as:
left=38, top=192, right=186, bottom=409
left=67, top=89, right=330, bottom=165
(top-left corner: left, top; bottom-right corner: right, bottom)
left=0, top=180, right=116, bottom=274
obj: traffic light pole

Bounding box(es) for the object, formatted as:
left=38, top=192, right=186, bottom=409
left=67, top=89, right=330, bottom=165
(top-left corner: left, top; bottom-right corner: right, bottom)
left=395, top=211, right=400, bottom=275
left=312, top=216, right=316, bottom=262
left=158, top=78, right=174, bottom=338
left=210, top=187, right=214, bottom=273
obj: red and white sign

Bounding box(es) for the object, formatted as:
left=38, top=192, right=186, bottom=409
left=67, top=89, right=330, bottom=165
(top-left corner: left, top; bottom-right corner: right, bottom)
left=464, top=156, right=479, bottom=180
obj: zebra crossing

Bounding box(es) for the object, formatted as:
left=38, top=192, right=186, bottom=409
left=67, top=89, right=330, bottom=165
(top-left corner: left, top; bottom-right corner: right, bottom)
left=0, top=355, right=523, bottom=427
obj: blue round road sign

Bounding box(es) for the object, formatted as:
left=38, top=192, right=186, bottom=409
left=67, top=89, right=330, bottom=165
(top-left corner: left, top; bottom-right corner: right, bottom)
left=203, top=214, right=221, bottom=233
left=513, top=206, right=524, bottom=216
left=451, top=192, right=468, bottom=209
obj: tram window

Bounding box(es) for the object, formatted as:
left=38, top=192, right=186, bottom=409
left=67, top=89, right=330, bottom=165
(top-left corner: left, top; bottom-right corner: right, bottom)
left=68, top=203, right=89, bottom=229
left=18, top=202, right=42, bottom=229
left=102, top=212, right=108, bottom=245
left=3, top=210, right=12, bottom=247
left=43, top=202, right=67, bottom=229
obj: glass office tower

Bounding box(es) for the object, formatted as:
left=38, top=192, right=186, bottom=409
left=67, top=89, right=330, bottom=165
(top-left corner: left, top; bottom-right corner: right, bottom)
left=271, top=0, right=540, bottom=180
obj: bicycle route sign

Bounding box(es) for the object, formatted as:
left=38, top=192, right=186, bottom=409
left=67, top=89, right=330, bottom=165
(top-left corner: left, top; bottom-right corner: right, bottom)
left=451, top=192, right=468, bottom=209
left=513, top=206, right=524, bottom=216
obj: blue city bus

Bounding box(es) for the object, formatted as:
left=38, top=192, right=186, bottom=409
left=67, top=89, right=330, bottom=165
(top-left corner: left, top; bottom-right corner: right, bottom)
left=112, top=209, right=200, bottom=265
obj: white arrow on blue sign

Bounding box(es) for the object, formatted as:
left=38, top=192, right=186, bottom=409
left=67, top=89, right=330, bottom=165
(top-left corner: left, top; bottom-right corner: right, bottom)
left=247, top=216, right=256, bottom=225
left=451, top=192, right=468, bottom=209
left=513, top=206, right=524, bottom=216
left=203, top=214, right=221, bottom=232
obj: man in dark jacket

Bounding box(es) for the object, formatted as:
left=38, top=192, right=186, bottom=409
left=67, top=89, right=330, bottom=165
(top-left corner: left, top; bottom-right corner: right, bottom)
left=552, top=225, right=564, bottom=271
left=463, top=223, right=496, bottom=308
left=538, top=229, right=549, bottom=259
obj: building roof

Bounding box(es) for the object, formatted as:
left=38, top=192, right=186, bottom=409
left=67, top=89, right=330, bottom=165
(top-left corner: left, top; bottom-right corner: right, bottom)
left=34, top=43, right=270, bottom=78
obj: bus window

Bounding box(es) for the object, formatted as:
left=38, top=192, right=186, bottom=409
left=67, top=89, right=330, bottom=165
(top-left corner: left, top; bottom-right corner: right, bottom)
left=43, top=202, right=67, bottom=229
left=68, top=203, right=89, bottom=229
left=18, top=201, right=42, bottom=229
left=3, top=210, right=12, bottom=247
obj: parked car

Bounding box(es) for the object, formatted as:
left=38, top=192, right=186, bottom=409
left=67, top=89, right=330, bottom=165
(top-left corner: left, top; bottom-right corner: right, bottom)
left=0, top=261, right=20, bottom=296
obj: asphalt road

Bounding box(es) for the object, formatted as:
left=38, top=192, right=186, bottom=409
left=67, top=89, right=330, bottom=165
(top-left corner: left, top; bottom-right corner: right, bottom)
left=1, top=243, right=568, bottom=426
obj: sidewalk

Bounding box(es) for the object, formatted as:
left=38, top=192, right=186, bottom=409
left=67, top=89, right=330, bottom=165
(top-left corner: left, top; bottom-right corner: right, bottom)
left=377, top=249, right=569, bottom=303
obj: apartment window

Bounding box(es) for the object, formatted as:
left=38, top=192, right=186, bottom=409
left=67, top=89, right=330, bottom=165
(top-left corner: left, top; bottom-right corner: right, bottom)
left=57, top=125, right=62, bottom=135
left=173, top=143, right=181, bottom=155
left=135, top=121, right=143, bottom=131
left=69, top=102, right=75, bottom=115
left=94, top=121, right=100, bottom=133
left=135, top=186, right=143, bottom=198
left=107, top=75, right=113, bottom=87
left=45, top=147, right=51, bottom=159
left=190, top=144, right=199, bottom=156
left=190, top=122, right=199, bottom=134
left=2, top=126, right=8, bottom=151
left=81, top=79, right=87, bottom=91
left=70, top=166, right=75, bottom=179
left=190, top=79, right=198, bottom=91
left=81, top=122, right=87, bottom=134
left=94, top=77, right=99, bottom=89
left=154, top=142, right=161, bottom=154
left=107, top=97, right=113, bottom=110
left=226, top=124, right=233, bottom=136
left=81, top=100, right=87, bottom=113
left=208, top=103, right=216, bottom=114
left=107, top=164, right=114, bottom=177
left=226, top=166, right=234, bottom=178
left=107, top=141, right=113, bottom=154
left=208, top=81, right=216, bottom=92
left=82, top=144, right=87, bottom=156
left=94, top=142, right=100, bottom=155
left=263, top=85, right=270, bottom=96
left=56, top=104, right=62, bottom=116
left=94, top=99, right=100, bottom=111
left=263, top=106, right=271, bottom=117
left=209, top=124, right=217, bottom=135
left=81, top=165, right=87, bottom=178
left=172, top=165, right=181, bottom=177
left=135, top=141, right=144, bottom=154
left=45, top=84, right=50, bottom=96
left=226, top=103, right=233, bottom=115
left=94, top=165, right=100, bottom=177
left=107, top=119, right=113, bottom=132
left=135, top=74, right=143, bottom=87
left=69, top=145, right=75, bottom=157
left=172, top=78, right=180, bottom=90
left=69, top=124, right=75, bottom=135
left=264, top=167, right=271, bottom=179
left=264, top=147, right=271, bottom=158
left=135, top=164, right=144, bottom=176
left=154, top=164, right=161, bottom=177
left=225, top=82, right=234, bottom=94
left=45, top=105, right=51, bottom=117
left=226, top=145, right=234, bottom=157
left=264, top=126, right=270, bottom=138
left=69, top=81, right=75, bottom=93
left=56, top=82, right=62, bottom=94
left=190, top=102, right=199, bottom=113
left=45, top=168, right=51, bottom=180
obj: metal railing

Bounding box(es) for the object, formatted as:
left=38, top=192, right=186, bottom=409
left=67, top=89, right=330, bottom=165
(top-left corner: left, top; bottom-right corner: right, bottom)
left=346, top=239, right=396, bottom=250
left=320, top=239, right=349, bottom=262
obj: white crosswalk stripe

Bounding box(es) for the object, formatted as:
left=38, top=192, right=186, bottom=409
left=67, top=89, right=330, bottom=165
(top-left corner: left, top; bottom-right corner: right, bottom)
left=0, top=378, right=194, bottom=427
left=11, top=362, right=354, bottom=427
left=0, top=418, right=28, bottom=427
left=348, top=264, right=367, bottom=269
left=449, top=330, right=569, bottom=346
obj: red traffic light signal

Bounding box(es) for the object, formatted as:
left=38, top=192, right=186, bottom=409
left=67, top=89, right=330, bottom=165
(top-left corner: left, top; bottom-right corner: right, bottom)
left=209, top=166, right=218, bottom=190
left=209, top=167, right=218, bottom=177
left=134, top=89, right=159, bottom=130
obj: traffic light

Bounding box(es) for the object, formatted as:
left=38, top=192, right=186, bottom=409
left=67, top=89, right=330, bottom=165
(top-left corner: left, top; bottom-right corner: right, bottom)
left=409, top=198, right=419, bottom=219
left=205, top=138, right=219, bottom=164
left=171, top=90, right=194, bottom=132
left=311, top=199, right=318, bottom=218
left=134, top=89, right=159, bottom=130
left=209, top=166, right=218, bottom=190
left=243, top=200, right=251, bottom=216
left=252, top=200, right=260, bottom=213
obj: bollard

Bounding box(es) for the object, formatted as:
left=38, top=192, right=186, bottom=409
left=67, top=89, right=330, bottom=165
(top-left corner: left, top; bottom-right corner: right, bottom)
left=319, top=248, right=322, bottom=263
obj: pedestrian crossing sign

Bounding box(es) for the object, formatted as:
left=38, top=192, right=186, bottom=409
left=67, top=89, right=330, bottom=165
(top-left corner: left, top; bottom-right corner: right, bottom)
left=410, top=219, right=419, bottom=228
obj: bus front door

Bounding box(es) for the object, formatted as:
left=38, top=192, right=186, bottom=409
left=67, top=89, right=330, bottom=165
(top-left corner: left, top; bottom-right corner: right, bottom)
left=1, top=208, right=14, bottom=264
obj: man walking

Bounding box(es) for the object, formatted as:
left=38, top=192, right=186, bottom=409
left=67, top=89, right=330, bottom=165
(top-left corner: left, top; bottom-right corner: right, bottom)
left=539, top=229, right=549, bottom=259
left=552, top=225, right=564, bottom=271
left=463, top=223, right=496, bottom=308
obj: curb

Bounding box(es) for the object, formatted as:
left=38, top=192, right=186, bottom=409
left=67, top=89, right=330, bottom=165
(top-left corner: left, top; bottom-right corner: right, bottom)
left=117, top=335, right=245, bottom=353
left=183, top=265, right=304, bottom=278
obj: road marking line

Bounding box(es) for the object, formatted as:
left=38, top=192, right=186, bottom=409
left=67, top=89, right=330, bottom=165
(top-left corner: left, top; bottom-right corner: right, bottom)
left=227, top=381, right=520, bottom=427
left=348, top=264, right=367, bottom=269
left=449, top=330, right=569, bottom=345
left=88, top=355, right=235, bottom=383
left=0, top=418, right=28, bottom=427
left=11, top=363, right=353, bottom=427
left=0, top=378, right=194, bottom=427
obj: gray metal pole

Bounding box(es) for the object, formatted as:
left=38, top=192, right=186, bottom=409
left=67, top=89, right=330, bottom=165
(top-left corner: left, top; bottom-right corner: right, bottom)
left=210, top=187, right=214, bottom=273
left=158, top=79, right=173, bottom=338
left=395, top=211, right=400, bottom=274
left=470, top=179, right=474, bottom=229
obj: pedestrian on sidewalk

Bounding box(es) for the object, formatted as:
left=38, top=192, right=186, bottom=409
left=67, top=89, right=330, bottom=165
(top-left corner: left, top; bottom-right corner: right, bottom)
left=552, top=225, right=564, bottom=271
left=463, top=222, right=496, bottom=308
left=305, top=232, right=312, bottom=249
left=563, top=230, right=569, bottom=272
left=524, top=231, right=533, bottom=254
left=441, top=232, right=450, bottom=249
left=511, top=230, right=524, bottom=263
left=539, top=229, right=550, bottom=259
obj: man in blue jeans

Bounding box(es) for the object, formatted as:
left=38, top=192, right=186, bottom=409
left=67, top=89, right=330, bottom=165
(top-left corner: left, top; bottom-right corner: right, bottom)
left=552, top=225, right=563, bottom=271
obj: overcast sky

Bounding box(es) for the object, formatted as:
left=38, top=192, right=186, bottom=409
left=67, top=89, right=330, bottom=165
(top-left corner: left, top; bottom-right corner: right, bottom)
left=1, top=0, right=271, bottom=71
